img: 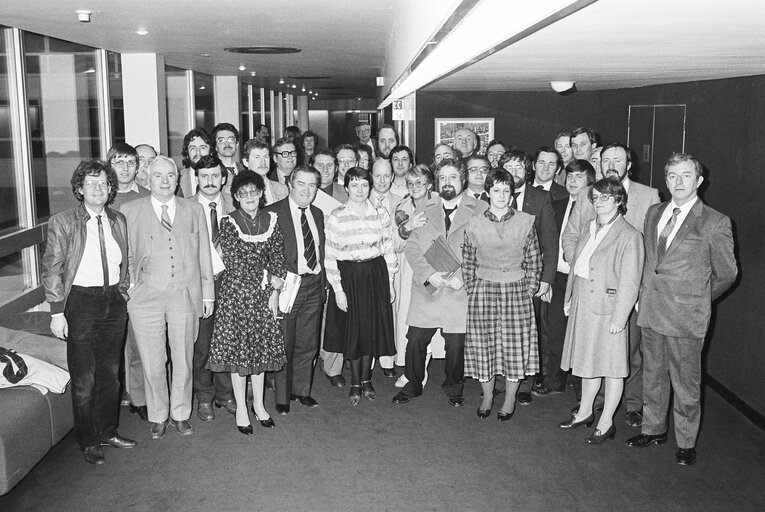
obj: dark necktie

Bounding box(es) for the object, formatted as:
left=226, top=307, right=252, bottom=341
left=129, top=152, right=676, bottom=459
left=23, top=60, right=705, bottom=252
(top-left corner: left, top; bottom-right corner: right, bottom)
left=474, top=192, right=481, bottom=199
left=299, top=207, right=318, bottom=270
left=96, top=215, right=109, bottom=290
left=536, top=185, right=544, bottom=190
left=511, top=192, right=521, bottom=210
left=443, top=205, right=457, bottom=234
left=657, top=207, right=681, bottom=261
left=161, top=204, right=172, bottom=232
left=209, top=202, right=219, bottom=245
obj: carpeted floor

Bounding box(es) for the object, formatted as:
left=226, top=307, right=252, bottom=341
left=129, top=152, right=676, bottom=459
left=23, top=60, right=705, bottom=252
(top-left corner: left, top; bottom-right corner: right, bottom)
left=2, top=361, right=765, bottom=511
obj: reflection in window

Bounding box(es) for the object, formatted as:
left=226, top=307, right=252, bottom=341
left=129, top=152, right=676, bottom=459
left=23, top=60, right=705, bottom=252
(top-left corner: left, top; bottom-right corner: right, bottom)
left=194, top=71, right=215, bottom=134
left=0, top=246, right=41, bottom=305
left=108, top=51, right=125, bottom=144
left=165, top=65, right=189, bottom=165
left=0, top=26, right=20, bottom=236
left=23, top=31, right=100, bottom=222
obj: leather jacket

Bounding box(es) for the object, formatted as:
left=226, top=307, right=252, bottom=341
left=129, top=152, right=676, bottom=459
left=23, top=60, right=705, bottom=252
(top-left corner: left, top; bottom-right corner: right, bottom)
left=41, top=203, right=130, bottom=314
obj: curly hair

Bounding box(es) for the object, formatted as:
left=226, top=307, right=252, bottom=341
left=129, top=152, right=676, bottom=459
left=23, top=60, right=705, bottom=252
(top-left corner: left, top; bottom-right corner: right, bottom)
left=181, top=128, right=212, bottom=169
left=71, top=159, right=118, bottom=205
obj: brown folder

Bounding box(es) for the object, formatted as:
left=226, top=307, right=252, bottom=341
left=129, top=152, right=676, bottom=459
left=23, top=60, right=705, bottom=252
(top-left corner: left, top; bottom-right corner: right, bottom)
left=423, top=235, right=461, bottom=277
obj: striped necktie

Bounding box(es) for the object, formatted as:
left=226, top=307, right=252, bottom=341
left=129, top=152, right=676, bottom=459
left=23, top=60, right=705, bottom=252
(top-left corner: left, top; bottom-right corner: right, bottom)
left=299, top=207, right=318, bottom=270
left=657, top=207, right=681, bottom=261
left=161, top=204, right=172, bottom=232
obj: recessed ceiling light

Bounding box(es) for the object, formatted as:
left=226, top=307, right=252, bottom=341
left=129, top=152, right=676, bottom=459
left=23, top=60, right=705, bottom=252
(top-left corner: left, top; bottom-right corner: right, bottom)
left=279, top=78, right=284, bottom=84
left=136, top=29, right=148, bottom=36
left=308, top=90, right=312, bottom=94
left=250, top=71, right=256, bottom=76
left=238, top=64, right=246, bottom=71
left=291, top=84, right=296, bottom=89
left=199, top=85, right=206, bottom=90
left=301, top=86, right=306, bottom=92
left=76, top=10, right=91, bottom=23
left=201, top=53, right=211, bottom=58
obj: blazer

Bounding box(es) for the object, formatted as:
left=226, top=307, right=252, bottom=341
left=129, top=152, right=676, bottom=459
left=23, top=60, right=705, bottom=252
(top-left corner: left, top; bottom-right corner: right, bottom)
left=264, top=197, right=326, bottom=281
left=178, top=167, right=196, bottom=198
left=637, top=199, right=737, bottom=338
left=42, top=203, right=130, bottom=314
left=121, top=196, right=215, bottom=318
left=405, top=194, right=488, bottom=333
left=552, top=196, right=571, bottom=232
left=549, top=181, right=569, bottom=202
left=519, top=185, right=559, bottom=284
left=565, top=215, right=644, bottom=329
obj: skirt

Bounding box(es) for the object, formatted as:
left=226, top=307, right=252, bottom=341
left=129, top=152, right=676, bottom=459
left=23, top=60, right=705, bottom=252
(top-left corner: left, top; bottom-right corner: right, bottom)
left=324, top=256, right=395, bottom=360
left=464, top=278, right=539, bottom=381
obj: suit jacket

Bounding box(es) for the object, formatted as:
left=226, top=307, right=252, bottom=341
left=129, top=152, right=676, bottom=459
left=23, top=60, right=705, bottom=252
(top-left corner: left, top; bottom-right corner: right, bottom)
left=624, top=180, right=660, bottom=234
left=519, top=185, right=559, bottom=284
left=637, top=199, right=737, bottom=338
left=552, top=196, right=571, bottom=232
left=405, top=194, right=488, bottom=333
left=121, top=196, right=215, bottom=318
left=178, top=167, right=195, bottom=198
left=264, top=197, right=326, bottom=283
left=564, top=215, right=644, bottom=329
left=549, top=181, right=569, bottom=202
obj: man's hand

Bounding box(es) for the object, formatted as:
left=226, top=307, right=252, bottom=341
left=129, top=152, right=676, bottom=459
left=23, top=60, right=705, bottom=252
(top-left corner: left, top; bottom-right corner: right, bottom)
left=335, top=290, right=348, bottom=312
left=535, top=282, right=552, bottom=302
left=202, top=301, right=215, bottom=318
left=50, top=315, right=68, bottom=340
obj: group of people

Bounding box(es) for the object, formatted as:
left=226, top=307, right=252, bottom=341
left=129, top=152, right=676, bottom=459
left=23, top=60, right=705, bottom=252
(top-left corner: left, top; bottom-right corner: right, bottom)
left=43, top=120, right=736, bottom=468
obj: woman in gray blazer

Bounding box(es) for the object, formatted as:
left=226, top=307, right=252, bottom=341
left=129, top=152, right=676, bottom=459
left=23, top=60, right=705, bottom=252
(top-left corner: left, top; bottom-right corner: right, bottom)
left=559, top=178, right=644, bottom=444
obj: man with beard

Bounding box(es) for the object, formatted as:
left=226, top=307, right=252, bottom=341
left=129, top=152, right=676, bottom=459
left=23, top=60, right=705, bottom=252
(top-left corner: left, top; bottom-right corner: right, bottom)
left=178, top=128, right=212, bottom=198
left=532, top=146, right=568, bottom=201
left=190, top=154, right=236, bottom=422
left=377, top=125, right=399, bottom=159
left=392, top=159, right=487, bottom=408
left=389, top=145, right=413, bottom=197
left=562, top=143, right=659, bottom=426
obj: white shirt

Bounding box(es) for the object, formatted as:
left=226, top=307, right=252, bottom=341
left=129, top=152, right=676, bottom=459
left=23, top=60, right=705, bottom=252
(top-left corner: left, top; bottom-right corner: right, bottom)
left=390, top=181, right=407, bottom=198
left=288, top=196, right=322, bottom=275
left=573, top=216, right=618, bottom=279
left=151, top=195, right=176, bottom=224
left=72, top=206, right=122, bottom=287
left=370, top=190, right=397, bottom=217
left=557, top=198, right=576, bottom=274
left=532, top=180, right=552, bottom=191
left=197, top=193, right=222, bottom=244
left=116, top=182, right=141, bottom=194
left=514, top=184, right=527, bottom=211
left=657, top=196, right=698, bottom=249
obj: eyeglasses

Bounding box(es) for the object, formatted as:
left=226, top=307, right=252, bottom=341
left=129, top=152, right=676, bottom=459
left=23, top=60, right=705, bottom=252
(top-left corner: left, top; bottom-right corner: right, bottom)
left=589, top=193, right=614, bottom=204
left=138, top=156, right=155, bottom=166
left=406, top=179, right=429, bottom=189
left=83, top=181, right=110, bottom=190
left=503, top=165, right=526, bottom=174
left=468, top=166, right=489, bottom=175
left=112, top=160, right=137, bottom=169
left=236, top=188, right=261, bottom=199
left=277, top=150, right=298, bottom=158
left=314, top=163, right=335, bottom=171
left=216, top=136, right=237, bottom=144
left=337, top=158, right=356, bottom=165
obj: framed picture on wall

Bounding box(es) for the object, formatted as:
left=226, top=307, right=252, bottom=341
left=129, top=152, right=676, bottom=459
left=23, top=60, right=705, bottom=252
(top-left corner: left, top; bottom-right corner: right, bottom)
left=434, top=118, right=494, bottom=155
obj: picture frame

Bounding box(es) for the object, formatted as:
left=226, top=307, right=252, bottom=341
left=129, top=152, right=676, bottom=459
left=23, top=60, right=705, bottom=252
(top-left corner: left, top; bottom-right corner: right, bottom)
left=434, top=118, right=495, bottom=155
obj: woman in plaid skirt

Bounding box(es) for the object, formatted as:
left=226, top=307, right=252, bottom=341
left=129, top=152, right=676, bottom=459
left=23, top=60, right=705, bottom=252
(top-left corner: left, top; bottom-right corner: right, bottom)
left=463, top=169, right=543, bottom=421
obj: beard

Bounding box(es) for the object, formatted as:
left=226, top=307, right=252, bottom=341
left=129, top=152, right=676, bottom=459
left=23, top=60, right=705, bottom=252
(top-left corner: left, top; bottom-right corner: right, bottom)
left=440, top=185, right=457, bottom=200
left=604, top=169, right=626, bottom=181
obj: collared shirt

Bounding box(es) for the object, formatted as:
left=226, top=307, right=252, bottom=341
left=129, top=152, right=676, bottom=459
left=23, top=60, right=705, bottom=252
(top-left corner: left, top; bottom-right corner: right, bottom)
left=197, top=193, right=221, bottom=244
left=151, top=195, right=176, bottom=224
left=276, top=168, right=290, bottom=186
left=72, top=205, right=122, bottom=287
left=557, top=198, right=576, bottom=274
left=657, top=196, right=698, bottom=249
left=442, top=195, right=463, bottom=226
left=370, top=190, right=397, bottom=216
left=573, top=214, right=619, bottom=279
left=288, top=196, right=322, bottom=275
left=390, top=181, right=408, bottom=198
left=514, top=184, right=527, bottom=211
left=117, top=182, right=141, bottom=194
left=533, top=180, right=552, bottom=191
left=484, top=208, right=514, bottom=222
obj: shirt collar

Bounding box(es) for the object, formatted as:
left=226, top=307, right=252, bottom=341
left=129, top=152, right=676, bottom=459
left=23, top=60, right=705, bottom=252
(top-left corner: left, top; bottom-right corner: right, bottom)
left=669, top=196, right=698, bottom=215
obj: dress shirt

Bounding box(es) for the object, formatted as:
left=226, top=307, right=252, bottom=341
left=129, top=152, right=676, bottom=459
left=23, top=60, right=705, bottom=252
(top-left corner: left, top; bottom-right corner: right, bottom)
left=370, top=190, right=396, bottom=215
left=442, top=195, right=463, bottom=227
left=514, top=184, right=527, bottom=211
left=197, top=193, right=221, bottom=243
left=657, top=196, right=698, bottom=249
left=72, top=205, right=121, bottom=287
left=151, top=195, right=176, bottom=224
left=533, top=180, right=552, bottom=191
left=117, top=182, right=141, bottom=194
left=573, top=215, right=619, bottom=279
left=557, top=198, right=575, bottom=274
left=276, top=168, right=290, bottom=186
left=390, top=181, right=408, bottom=198
left=288, top=196, right=322, bottom=275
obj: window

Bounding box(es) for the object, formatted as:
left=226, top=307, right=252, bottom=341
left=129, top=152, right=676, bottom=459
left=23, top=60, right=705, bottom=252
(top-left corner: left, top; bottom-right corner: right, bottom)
left=108, top=51, right=125, bottom=144
left=0, top=26, right=20, bottom=236
left=194, top=71, right=215, bottom=134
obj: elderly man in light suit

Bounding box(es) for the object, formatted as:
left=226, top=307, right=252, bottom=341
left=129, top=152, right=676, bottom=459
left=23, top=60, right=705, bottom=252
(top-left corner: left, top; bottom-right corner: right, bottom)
left=392, top=159, right=488, bottom=407
left=626, top=153, right=737, bottom=466
left=121, top=156, right=214, bottom=439
left=561, top=143, right=660, bottom=426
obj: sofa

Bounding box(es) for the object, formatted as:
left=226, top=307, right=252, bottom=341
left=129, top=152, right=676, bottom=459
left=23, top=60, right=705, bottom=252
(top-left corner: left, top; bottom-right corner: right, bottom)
left=0, top=312, right=73, bottom=495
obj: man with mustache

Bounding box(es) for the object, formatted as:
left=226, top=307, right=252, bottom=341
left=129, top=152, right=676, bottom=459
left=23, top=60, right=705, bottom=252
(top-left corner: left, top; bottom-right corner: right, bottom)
left=212, top=123, right=245, bottom=201
left=178, top=128, right=212, bottom=198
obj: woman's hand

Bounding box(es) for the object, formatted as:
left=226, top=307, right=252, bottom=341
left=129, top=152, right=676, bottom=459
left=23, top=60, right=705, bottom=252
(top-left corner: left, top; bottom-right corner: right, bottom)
left=269, top=290, right=280, bottom=318
left=406, top=211, right=427, bottom=231
left=609, top=323, right=625, bottom=334
left=335, top=290, right=348, bottom=312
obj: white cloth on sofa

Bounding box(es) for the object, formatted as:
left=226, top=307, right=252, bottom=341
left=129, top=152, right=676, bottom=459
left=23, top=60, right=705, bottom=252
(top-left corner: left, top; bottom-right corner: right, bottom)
left=0, top=350, right=70, bottom=395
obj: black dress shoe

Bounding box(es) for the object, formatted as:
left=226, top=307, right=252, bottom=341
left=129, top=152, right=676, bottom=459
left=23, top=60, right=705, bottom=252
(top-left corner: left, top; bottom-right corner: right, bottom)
left=250, top=405, right=276, bottom=428
left=83, top=446, right=105, bottom=465
left=237, top=425, right=253, bottom=435
left=531, top=385, right=564, bottom=397
left=517, top=392, right=532, bottom=405
left=448, top=395, right=464, bottom=407
left=214, top=399, right=237, bottom=414
left=275, top=403, right=290, bottom=415
left=129, top=404, right=148, bottom=421
left=100, top=434, right=137, bottom=449
left=676, top=447, right=697, bottom=465
left=382, top=368, right=397, bottom=378
left=476, top=408, right=491, bottom=419
left=625, top=432, right=668, bottom=448
left=326, top=374, right=346, bottom=388
left=558, top=413, right=595, bottom=429
left=585, top=425, right=616, bottom=444
left=392, top=391, right=412, bottom=404
left=497, top=410, right=515, bottom=422
left=290, top=395, right=319, bottom=407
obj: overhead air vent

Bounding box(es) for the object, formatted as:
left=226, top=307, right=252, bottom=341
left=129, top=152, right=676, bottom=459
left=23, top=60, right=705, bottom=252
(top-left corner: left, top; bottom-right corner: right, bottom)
left=224, top=46, right=301, bottom=55
left=287, top=76, right=331, bottom=80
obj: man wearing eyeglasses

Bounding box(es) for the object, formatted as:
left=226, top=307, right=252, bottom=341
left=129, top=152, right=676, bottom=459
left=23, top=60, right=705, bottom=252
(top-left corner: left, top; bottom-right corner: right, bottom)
left=268, top=137, right=298, bottom=186
left=42, top=160, right=135, bottom=465
left=464, top=155, right=491, bottom=202
left=212, top=123, right=245, bottom=178
left=178, top=128, right=212, bottom=198
left=355, top=122, right=376, bottom=158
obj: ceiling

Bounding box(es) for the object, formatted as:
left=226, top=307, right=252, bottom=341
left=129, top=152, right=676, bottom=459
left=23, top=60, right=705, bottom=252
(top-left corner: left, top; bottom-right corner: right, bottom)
left=3, top=0, right=764, bottom=102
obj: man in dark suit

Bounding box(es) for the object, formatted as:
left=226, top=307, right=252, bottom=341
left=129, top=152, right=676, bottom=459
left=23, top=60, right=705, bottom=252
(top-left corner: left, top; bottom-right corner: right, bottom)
left=264, top=165, right=326, bottom=414
left=532, top=146, right=568, bottom=201
left=355, top=121, right=376, bottom=158
left=626, top=153, right=736, bottom=465
left=267, top=137, right=298, bottom=185
left=499, top=150, right=559, bottom=404
left=463, top=155, right=491, bottom=202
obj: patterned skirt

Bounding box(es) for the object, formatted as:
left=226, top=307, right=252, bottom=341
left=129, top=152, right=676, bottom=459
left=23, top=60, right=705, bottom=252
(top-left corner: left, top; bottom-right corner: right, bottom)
left=464, top=278, right=539, bottom=381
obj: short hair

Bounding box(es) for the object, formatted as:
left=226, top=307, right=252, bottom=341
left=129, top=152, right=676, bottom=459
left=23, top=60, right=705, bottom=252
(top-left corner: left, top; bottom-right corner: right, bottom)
left=534, top=145, right=563, bottom=171
left=664, top=152, right=703, bottom=178
left=310, top=148, right=336, bottom=166
left=484, top=169, right=515, bottom=195
left=211, top=122, right=239, bottom=143
left=467, top=155, right=491, bottom=169
left=353, top=144, right=373, bottom=169
left=301, top=130, right=318, bottom=146
left=600, top=142, right=632, bottom=167
left=498, top=149, right=532, bottom=181
left=377, top=124, right=399, bottom=144
left=289, top=164, right=322, bottom=187
left=407, top=164, right=435, bottom=185
left=456, top=128, right=480, bottom=152
left=182, top=128, right=212, bottom=168
left=486, top=139, right=508, bottom=153
left=434, top=158, right=467, bottom=183
left=242, top=138, right=270, bottom=160
left=565, top=159, right=597, bottom=185
left=254, top=124, right=269, bottom=136
left=554, top=131, right=571, bottom=142
left=571, top=126, right=597, bottom=145
left=389, top=144, right=414, bottom=164
left=273, top=137, right=296, bottom=153
left=590, top=177, right=627, bottom=216
left=334, top=143, right=357, bottom=157
left=343, top=166, right=373, bottom=189
left=106, top=143, right=138, bottom=164
left=71, top=159, right=118, bottom=205
left=195, top=154, right=228, bottom=180
left=230, top=170, right=266, bottom=210
left=284, top=125, right=302, bottom=140
left=434, top=142, right=454, bottom=155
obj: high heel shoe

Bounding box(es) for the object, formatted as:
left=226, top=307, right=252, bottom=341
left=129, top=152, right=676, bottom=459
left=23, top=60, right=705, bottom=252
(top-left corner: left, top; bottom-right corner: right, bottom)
left=349, top=385, right=362, bottom=406
left=585, top=424, right=616, bottom=444
left=237, top=424, right=253, bottom=435
left=558, top=413, right=595, bottom=429
left=250, top=405, right=275, bottom=428
left=476, top=407, right=492, bottom=419
left=497, top=410, right=514, bottom=422
left=361, top=380, right=375, bottom=401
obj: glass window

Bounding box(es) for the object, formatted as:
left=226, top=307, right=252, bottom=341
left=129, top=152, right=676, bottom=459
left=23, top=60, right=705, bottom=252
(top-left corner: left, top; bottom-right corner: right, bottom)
left=165, top=65, right=190, bottom=165
left=108, top=51, right=124, bottom=144
left=240, top=82, right=250, bottom=142
left=0, top=244, right=42, bottom=305
left=0, top=26, right=20, bottom=237
left=194, top=71, right=215, bottom=134
left=23, top=31, right=100, bottom=222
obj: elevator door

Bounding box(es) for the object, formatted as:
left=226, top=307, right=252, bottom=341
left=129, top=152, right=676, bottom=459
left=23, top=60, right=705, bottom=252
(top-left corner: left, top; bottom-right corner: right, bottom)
left=627, top=104, right=686, bottom=201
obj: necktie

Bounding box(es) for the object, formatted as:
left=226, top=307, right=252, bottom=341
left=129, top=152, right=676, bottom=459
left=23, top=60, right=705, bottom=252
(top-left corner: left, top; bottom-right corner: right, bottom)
left=299, top=207, right=318, bottom=270
left=657, top=207, right=681, bottom=261
left=161, top=204, right=172, bottom=232
left=474, top=193, right=481, bottom=199
left=376, top=195, right=384, bottom=209
left=443, top=205, right=457, bottom=234
left=96, top=215, right=109, bottom=290
left=209, top=202, right=219, bottom=245
left=536, top=185, right=544, bottom=190
left=511, top=192, right=521, bottom=210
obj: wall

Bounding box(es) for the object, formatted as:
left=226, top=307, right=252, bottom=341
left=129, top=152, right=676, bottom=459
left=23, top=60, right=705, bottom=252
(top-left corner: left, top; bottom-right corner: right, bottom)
left=416, top=74, right=765, bottom=417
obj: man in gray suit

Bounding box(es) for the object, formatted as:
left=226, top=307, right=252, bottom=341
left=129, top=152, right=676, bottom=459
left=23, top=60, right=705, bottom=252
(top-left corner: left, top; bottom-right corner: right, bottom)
left=627, top=153, right=737, bottom=466
left=121, top=156, right=214, bottom=439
